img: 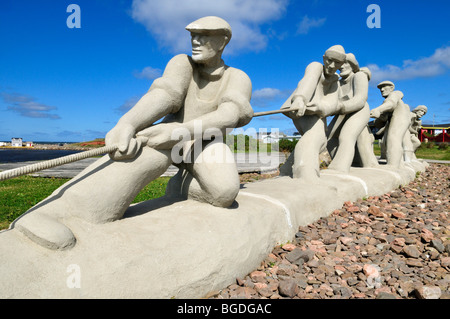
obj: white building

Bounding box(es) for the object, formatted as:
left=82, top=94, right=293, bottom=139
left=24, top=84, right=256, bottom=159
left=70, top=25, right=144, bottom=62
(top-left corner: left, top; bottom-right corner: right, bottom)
left=257, top=131, right=301, bottom=143
left=257, top=130, right=283, bottom=143
left=11, top=138, right=23, bottom=147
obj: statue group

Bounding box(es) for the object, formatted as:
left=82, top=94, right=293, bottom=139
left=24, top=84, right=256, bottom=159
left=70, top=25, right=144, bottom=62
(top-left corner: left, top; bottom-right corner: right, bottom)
left=11, top=16, right=428, bottom=251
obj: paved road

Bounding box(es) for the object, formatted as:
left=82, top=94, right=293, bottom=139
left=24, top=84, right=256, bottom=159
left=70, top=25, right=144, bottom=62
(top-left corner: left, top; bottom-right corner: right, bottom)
left=0, top=152, right=288, bottom=179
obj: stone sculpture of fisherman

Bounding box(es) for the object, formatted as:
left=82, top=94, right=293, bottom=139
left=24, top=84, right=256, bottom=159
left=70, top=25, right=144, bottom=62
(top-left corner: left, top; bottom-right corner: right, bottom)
left=279, top=45, right=346, bottom=182
left=404, top=105, right=427, bottom=161
left=325, top=53, right=371, bottom=172
left=13, top=16, right=253, bottom=250
left=351, top=66, right=380, bottom=168
left=369, top=81, right=411, bottom=168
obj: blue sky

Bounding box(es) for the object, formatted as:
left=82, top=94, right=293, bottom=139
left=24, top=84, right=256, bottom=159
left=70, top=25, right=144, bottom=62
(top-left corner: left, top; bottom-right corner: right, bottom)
left=0, top=0, right=449, bottom=142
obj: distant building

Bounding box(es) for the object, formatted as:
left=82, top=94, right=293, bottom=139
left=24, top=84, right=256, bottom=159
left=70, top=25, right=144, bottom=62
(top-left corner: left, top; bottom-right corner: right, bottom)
left=25, top=141, right=34, bottom=147
left=256, top=131, right=301, bottom=143
left=11, top=138, right=23, bottom=147
left=420, top=123, right=450, bottom=143
left=257, top=131, right=279, bottom=143
left=0, top=142, right=6, bottom=147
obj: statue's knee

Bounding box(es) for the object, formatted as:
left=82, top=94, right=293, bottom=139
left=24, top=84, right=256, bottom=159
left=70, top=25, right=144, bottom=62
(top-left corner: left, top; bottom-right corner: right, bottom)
left=208, top=180, right=239, bottom=208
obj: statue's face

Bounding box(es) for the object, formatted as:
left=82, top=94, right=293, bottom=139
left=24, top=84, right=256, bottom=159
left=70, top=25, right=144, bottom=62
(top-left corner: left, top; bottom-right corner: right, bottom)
left=379, top=85, right=394, bottom=97
left=339, top=62, right=353, bottom=78
left=190, top=33, right=227, bottom=64
left=323, top=55, right=344, bottom=76
left=416, top=110, right=425, bottom=118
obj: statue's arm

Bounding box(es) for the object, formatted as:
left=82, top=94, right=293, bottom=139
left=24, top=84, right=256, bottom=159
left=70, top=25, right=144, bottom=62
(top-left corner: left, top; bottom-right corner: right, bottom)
left=291, top=62, right=323, bottom=104
left=106, top=54, right=192, bottom=158
left=411, top=117, right=422, bottom=134
left=339, top=72, right=368, bottom=114
left=136, top=68, right=252, bottom=150
left=115, top=54, right=191, bottom=132
left=372, top=91, right=404, bottom=115
left=280, top=62, right=322, bottom=118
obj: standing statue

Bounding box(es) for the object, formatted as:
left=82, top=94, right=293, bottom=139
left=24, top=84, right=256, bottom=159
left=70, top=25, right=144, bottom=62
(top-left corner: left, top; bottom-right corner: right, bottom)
left=326, top=53, right=371, bottom=172
left=372, top=111, right=388, bottom=160
left=279, top=45, right=346, bottom=182
left=13, top=16, right=253, bottom=250
left=369, top=81, right=411, bottom=168
left=404, top=105, right=428, bottom=161
left=351, top=66, right=380, bottom=168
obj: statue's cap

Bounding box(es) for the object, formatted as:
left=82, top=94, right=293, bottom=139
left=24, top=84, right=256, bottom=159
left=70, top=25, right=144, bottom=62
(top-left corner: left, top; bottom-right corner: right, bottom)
left=345, top=53, right=359, bottom=72
left=413, top=105, right=428, bottom=112
left=186, top=16, right=232, bottom=39
left=377, top=80, right=395, bottom=89
left=324, top=45, right=346, bottom=62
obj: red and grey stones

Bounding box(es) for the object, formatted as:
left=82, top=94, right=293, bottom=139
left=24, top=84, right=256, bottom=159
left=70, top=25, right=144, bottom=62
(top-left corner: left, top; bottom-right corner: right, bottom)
left=211, top=164, right=450, bottom=299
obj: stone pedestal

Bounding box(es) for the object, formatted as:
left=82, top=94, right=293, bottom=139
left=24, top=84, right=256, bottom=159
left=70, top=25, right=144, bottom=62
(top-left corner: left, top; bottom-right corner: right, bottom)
left=0, top=162, right=427, bottom=298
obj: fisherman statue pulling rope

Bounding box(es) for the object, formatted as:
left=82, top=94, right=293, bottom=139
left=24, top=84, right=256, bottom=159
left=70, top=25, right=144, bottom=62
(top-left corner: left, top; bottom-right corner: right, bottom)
left=2, top=18, right=413, bottom=252
left=11, top=16, right=254, bottom=250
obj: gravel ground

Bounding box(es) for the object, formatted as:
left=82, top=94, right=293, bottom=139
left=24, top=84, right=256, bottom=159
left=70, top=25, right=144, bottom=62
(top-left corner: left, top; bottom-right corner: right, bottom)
left=208, top=163, right=450, bottom=299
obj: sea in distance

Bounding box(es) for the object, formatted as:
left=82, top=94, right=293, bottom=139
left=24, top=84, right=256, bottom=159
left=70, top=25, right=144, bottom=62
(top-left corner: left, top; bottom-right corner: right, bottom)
left=0, top=142, right=83, bottom=163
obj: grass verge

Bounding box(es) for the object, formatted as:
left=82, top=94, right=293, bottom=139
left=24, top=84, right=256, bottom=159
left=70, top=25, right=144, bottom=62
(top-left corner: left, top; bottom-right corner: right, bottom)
left=0, top=176, right=170, bottom=230
left=373, top=143, right=450, bottom=161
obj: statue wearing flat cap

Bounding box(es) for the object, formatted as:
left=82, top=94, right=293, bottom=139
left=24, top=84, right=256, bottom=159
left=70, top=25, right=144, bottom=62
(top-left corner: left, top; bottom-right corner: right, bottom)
left=13, top=16, right=253, bottom=250
left=370, top=81, right=411, bottom=168
left=279, top=45, right=346, bottom=182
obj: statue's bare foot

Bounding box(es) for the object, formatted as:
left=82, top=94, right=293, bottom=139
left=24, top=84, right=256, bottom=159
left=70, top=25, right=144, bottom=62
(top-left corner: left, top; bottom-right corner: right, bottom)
left=14, top=213, right=76, bottom=250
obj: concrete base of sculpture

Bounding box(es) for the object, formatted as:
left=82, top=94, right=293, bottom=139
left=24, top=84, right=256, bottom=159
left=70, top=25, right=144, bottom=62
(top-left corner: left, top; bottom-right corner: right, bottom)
left=0, top=160, right=427, bottom=298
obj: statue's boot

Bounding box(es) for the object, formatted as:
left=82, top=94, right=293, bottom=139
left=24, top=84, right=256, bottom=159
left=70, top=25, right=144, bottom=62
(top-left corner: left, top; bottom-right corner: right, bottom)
left=12, top=146, right=173, bottom=250
left=14, top=212, right=76, bottom=250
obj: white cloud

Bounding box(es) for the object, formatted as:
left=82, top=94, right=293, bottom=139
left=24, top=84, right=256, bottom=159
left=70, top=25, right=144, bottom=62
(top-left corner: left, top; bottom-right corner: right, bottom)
left=296, top=15, right=326, bottom=35
left=251, top=87, right=291, bottom=108
left=130, top=0, right=288, bottom=54
left=252, top=88, right=283, bottom=99
left=133, top=66, right=162, bottom=80
left=367, top=46, right=450, bottom=85
left=2, top=92, right=60, bottom=119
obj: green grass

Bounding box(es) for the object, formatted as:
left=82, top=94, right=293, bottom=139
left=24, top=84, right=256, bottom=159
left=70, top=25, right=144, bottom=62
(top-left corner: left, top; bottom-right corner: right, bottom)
left=0, top=175, right=170, bottom=230
left=373, top=143, right=450, bottom=161
left=415, top=144, right=450, bottom=160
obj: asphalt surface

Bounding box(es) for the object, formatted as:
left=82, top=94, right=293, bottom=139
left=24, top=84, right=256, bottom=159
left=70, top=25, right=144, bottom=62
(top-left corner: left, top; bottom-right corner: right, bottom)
left=0, top=152, right=288, bottom=178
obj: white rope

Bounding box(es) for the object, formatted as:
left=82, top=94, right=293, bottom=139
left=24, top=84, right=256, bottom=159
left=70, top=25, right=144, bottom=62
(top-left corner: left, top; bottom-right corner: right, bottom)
left=0, top=145, right=118, bottom=181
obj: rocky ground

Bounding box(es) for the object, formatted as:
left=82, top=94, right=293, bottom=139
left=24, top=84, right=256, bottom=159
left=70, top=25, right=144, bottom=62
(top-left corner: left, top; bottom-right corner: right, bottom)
left=209, top=163, right=450, bottom=299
